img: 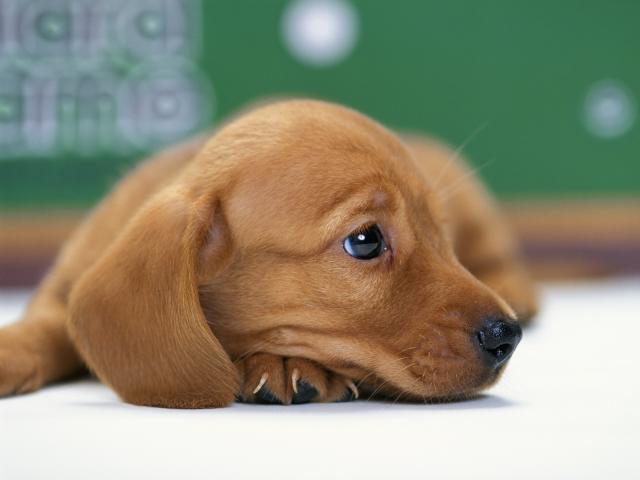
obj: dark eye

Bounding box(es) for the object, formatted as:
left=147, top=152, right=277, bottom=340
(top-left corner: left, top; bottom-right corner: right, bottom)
left=343, top=224, right=388, bottom=260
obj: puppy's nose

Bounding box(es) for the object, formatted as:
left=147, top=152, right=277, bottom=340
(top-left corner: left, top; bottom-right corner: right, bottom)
left=476, top=317, right=522, bottom=368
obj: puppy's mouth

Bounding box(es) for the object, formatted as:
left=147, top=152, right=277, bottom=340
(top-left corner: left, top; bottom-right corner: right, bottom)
left=253, top=326, right=510, bottom=401
left=329, top=334, right=512, bottom=401
left=362, top=359, right=499, bottom=402
left=381, top=318, right=522, bottom=400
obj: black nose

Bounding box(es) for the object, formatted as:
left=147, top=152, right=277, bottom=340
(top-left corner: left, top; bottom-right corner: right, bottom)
left=476, top=317, right=522, bottom=368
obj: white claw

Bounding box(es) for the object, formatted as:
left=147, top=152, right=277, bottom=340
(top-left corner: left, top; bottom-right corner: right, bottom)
left=291, top=368, right=300, bottom=394
left=346, top=379, right=359, bottom=399
left=252, top=373, right=269, bottom=394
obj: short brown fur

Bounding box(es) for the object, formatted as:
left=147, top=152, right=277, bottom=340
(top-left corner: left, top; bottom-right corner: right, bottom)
left=0, top=100, right=537, bottom=407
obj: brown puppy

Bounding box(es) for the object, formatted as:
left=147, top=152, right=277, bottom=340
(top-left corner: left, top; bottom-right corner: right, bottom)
left=0, top=100, right=537, bottom=407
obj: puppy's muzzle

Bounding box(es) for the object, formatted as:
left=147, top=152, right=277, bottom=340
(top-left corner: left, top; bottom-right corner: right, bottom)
left=476, top=317, right=522, bottom=368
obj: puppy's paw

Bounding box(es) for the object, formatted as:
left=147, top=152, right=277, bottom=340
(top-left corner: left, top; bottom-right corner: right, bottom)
left=0, top=347, right=44, bottom=397
left=236, top=353, right=358, bottom=405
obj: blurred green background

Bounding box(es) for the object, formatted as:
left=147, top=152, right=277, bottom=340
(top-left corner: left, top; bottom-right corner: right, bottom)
left=1, top=0, right=638, bottom=211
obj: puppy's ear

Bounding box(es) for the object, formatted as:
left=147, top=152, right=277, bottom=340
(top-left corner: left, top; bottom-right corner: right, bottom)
left=68, top=188, right=238, bottom=408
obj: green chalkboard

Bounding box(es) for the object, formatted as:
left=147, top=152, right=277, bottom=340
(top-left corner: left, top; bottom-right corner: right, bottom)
left=1, top=0, right=639, bottom=210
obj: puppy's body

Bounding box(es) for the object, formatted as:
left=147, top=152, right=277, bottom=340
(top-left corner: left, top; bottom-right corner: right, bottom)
left=0, top=100, right=536, bottom=407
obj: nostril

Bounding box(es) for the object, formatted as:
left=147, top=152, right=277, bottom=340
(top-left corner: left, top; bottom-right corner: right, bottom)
left=476, top=317, right=522, bottom=367
left=487, top=343, right=513, bottom=360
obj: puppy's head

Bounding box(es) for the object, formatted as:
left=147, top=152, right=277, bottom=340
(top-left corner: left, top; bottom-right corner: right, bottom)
left=188, top=99, right=521, bottom=400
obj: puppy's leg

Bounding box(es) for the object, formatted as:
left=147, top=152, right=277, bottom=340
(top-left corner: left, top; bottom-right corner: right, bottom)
left=405, top=137, right=538, bottom=323
left=237, top=354, right=358, bottom=404
left=0, top=280, right=83, bottom=396
left=1, top=137, right=208, bottom=398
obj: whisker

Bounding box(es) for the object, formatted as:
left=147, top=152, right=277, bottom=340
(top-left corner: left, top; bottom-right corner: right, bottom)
left=366, top=378, right=392, bottom=401
left=391, top=365, right=418, bottom=405
left=432, top=122, right=489, bottom=189
left=355, top=355, right=410, bottom=389
left=438, top=158, right=495, bottom=202
left=366, top=361, right=417, bottom=401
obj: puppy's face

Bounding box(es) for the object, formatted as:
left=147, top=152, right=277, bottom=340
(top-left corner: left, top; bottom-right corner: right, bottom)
left=196, top=101, right=518, bottom=400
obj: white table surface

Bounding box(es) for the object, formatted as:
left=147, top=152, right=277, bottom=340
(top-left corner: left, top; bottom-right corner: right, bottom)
left=1, top=279, right=639, bottom=480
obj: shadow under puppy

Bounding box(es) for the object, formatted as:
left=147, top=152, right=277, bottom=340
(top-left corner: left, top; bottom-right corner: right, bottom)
left=0, top=99, right=537, bottom=408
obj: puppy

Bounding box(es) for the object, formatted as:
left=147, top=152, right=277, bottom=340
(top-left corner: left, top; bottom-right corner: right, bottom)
left=0, top=99, right=537, bottom=407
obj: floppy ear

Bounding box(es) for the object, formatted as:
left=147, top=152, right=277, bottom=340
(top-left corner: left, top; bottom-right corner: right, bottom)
left=68, top=188, right=239, bottom=408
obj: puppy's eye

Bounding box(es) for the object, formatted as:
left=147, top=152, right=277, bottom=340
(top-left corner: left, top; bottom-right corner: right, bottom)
left=343, top=225, right=388, bottom=260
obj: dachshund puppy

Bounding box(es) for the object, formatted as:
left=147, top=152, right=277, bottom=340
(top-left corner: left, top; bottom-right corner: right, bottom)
left=0, top=100, right=537, bottom=407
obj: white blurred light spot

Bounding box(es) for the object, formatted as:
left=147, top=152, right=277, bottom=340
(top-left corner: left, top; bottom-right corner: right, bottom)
left=137, top=11, right=164, bottom=38
left=282, top=0, right=359, bottom=67
left=584, top=80, right=636, bottom=138
left=153, top=92, right=180, bottom=117
left=36, top=11, right=69, bottom=41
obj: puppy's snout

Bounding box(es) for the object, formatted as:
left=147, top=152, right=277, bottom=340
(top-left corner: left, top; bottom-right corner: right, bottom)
left=476, top=317, right=522, bottom=368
